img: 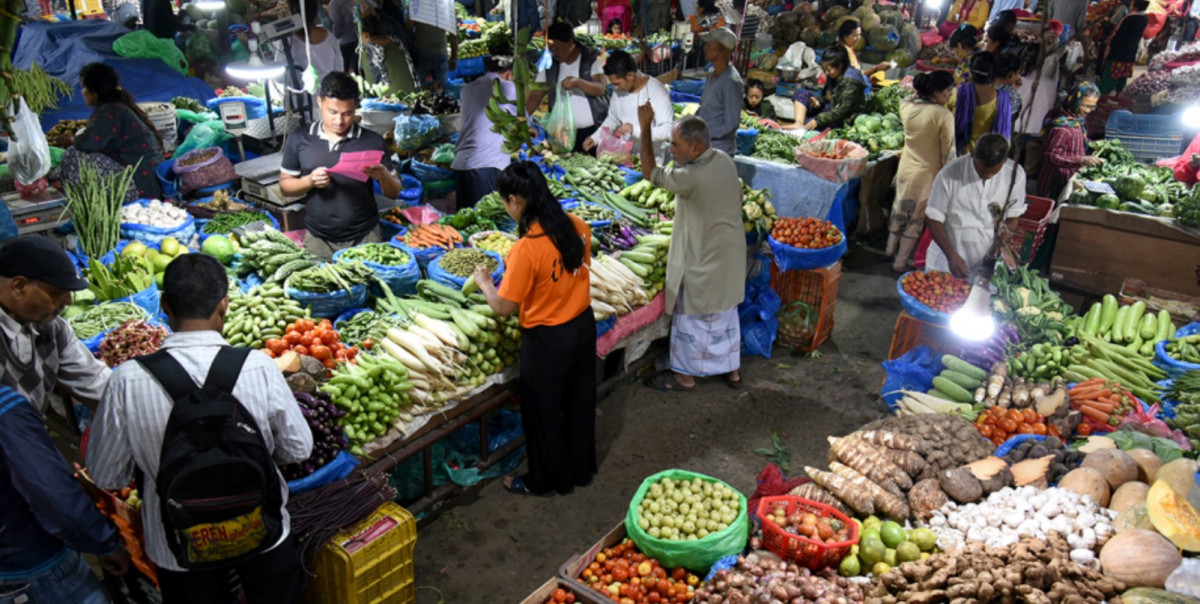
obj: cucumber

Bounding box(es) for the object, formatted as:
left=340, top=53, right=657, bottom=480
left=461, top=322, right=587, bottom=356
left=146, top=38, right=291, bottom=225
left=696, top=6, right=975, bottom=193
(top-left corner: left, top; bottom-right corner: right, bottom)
left=926, top=389, right=956, bottom=401
left=939, top=369, right=983, bottom=390
left=1156, top=309, right=1175, bottom=340
left=621, top=250, right=658, bottom=264
left=1139, top=313, right=1157, bottom=340
left=1112, top=305, right=1130, bottom=343
left=941, top=354, right=988, bottom=381
left=1082, top=303, right=1101, bottom=336
left=1125, top=301, right=1147, bottom=342
left=931, top=376, right=973, bottom=403
left=1098, top=294, right=1118, bottom=334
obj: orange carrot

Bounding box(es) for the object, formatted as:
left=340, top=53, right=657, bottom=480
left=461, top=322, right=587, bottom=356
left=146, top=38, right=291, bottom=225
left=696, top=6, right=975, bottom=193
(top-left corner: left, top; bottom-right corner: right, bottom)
left=1078, top=406, right=1110, bottom=423
left=1080, top=399, right=1117, bottom=413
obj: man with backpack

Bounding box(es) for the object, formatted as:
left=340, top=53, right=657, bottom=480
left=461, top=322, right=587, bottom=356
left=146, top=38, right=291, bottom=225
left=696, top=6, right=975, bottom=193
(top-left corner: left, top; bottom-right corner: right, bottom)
left=87, top=254, right=313, bottom=604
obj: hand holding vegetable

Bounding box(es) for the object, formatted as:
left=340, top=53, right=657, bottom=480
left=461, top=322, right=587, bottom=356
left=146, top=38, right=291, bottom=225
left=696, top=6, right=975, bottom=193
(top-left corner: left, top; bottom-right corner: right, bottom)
left=1081, top=156, right=1105, bottom=167
left=472, top=265, right=493, bottom=291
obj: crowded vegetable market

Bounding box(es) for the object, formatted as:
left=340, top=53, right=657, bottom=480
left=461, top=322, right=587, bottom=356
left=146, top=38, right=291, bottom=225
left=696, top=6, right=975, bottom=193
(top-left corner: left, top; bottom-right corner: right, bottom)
left=5, top=0, right=1200, bottom=599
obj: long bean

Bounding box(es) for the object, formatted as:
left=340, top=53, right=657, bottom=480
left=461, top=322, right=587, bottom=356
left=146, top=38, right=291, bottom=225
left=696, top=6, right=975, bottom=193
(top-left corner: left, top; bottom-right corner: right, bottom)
left=12, top=65, right=71, bottom=114
left=64, top=302, right=148, bottom=340
left=287, top=472, right=397, bottom=573
left=65, top=157, right=135, bottom=259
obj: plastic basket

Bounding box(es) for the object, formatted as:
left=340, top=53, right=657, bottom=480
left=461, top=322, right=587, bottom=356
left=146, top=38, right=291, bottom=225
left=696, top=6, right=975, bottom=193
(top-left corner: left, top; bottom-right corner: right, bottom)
left=756, top=496, right=857, bottom=570
left=156, top=159, right=179, bottom=199
left=1003, top=195, right=1053, bottom=264
left=301, top=501, right=417, bottom=604
left=736, top=128, right=758, bottom=156
left=1086, top=95, right=1132, bottom=140
left=75, top=469, right=158, bottom=586
left=556, top=523, right=642, bottom=604
left=896, top=271, right=955, bottom=325
left=1105, top=110, right=1185, bottom=164
left=887, top=310, right=957, bottom=360
left=770, top=262, right=840, bottom=353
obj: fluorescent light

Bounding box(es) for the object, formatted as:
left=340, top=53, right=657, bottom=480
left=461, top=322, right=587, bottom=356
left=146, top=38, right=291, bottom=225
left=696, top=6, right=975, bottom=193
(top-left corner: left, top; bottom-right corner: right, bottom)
left=924, top=0, right=944, bottom=9
left=195, top=0, right=225, bottom=10
left=225, top=59, right=286, bottom=80
left=1183, top=104, right=1200, bottom=129
left=950, top=283, right=996, bottom=341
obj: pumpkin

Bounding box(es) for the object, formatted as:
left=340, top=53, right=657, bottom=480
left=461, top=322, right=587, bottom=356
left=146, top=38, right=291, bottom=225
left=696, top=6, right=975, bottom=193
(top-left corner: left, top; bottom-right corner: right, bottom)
left=1147, top=480, right=1200, bottom=552
left=1109, top=481, right=1150, bottom=514
left=1081, top=448, right=1139, bottom=490
left=1058, top=467, right=1111, bottom=507
left=1117, top=587, right=1200, bottom=604
left=1098, top=529, right=1182, bottom=588
left=1114, top=504, right=1154, bottom=533
left=1126, top=449, right=1164, bottom=484
left=1153, top=458, right=1200, bottom=510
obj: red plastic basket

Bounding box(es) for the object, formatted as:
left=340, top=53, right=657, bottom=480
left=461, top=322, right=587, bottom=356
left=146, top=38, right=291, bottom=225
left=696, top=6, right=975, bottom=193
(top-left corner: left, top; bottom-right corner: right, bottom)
left=756, top=496, right=858, bottom=570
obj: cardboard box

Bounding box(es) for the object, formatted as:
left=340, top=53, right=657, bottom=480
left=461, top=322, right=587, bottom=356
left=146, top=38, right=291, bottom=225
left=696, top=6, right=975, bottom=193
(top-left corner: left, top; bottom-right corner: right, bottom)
left=1050, top=206, right=1200, bottom=297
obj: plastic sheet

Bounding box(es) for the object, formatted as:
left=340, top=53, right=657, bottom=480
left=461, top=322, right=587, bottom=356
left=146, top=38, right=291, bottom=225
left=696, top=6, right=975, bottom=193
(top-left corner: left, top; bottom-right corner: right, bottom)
left=426, top=249, right=504, bottom=290
left=388, top=240, right=454, bottom=271
left=119, top=200, right=197, bottom=248
left=112, top=30, right=188, bottom=75
left=880, top=346, right=942, bottom=412
left=895, top=271, right=952, bottom=325
left=767, top=233, right=847, bottom=272
left=625, top=469, right=749, bottom=572
left=1155, top=323, right=1200, bottom=379
left=285, top=283, right=369, bottom=318
left=285, top=451, right=359, bottom=494
left=331, top=246, right=421, bottom=297
left=739, top=254, right=781, bottom=358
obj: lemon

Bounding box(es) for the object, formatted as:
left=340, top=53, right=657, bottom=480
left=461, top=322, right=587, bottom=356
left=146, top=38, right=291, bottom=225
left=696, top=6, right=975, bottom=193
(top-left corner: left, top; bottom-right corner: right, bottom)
left=871, top=562, right=891, bottom=576
left=859, top=537, right=886, bottom=567
left=160, top=237, right=181, bottom=257
left=838, top=554, right=861, bottom=577
left=880, top=521, right=906, bottom=548
left=896, top=541, right=921, bottom=563
left=910, top=528, right=938, bottom=551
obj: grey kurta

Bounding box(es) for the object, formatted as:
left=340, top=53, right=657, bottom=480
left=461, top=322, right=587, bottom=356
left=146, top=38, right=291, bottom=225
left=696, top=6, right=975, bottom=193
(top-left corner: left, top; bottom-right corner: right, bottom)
left=651, top=148, right=746, bottom=315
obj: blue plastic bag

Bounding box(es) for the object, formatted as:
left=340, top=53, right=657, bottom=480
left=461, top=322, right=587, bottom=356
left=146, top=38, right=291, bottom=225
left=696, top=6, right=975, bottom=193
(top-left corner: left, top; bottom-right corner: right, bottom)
left=113, top=283, right=161, bottom=318
left=393, top=114, right=442, bottom=152
left=426, top=249, right=504, bottom=290
left=332, top=245, right=421, bottom=297
left=896, top=271, right=952, bottom=325
left=736, top=128, right=758, bottom=156
left=286, top=451, right=359, bottom=494
left=388, top=240, right=454, bottom=271
left=597, top=315, right=616, bottom=338
left=409, top=157, right=455, bottom=184
left=0, top=200, right=18, bottom=243
left=739, top=255, right=782, bottom=358
left=561, top=200, right=618, bottom=230
left=880, top=346, right=943, bottom=412
left=397, top=173, right=424, bottom=205
left=285, top=283, right=369, bottom=318
left=119, top=200, right=197, bottom=249
left=994, top=434, right=1050, bottom=457
left=768, top=233, right=847, bottom=272
left=1155, top=323, right=1200, bottom=379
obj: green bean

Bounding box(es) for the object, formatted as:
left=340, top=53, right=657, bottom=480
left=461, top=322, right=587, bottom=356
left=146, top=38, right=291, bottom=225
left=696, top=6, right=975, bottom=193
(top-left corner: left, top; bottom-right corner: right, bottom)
left=12, top=65, right=71, bottom=114
left=65, top=302, right=148, bottom=340
left=439, top=249, right=498, bottom=278
left=202, top=210, right=273, bottom=234
left=337, top=243, right=411, bottom=266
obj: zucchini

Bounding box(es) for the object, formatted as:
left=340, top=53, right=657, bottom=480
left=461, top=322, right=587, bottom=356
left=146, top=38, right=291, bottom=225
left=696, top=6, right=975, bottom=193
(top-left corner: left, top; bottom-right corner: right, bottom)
left=1098, top=294, right=1118, bottom=333
left=1082, top=303, right=1101, bottom=336
left=1139, top=313, right=1158, bottom=340
left=938, top=369, right=983, bottom=390
left=1156, top=309, right=1175, bottom=340
left=1125, top=300, right=1147, bottom=342
left=1115, top=588, right=1200, bottom=604
left=926, top=389, right=956, bottom=401
left=931, top=376, right=973, bottom=403
left=941, top=355, right=988, bottom=381
left=1113, top=305, right=1130, bottom=343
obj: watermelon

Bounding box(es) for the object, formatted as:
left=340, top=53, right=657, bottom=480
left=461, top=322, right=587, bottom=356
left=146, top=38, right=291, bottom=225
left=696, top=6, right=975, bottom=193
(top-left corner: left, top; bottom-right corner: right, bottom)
left=861, top=12, right=882, bottom=32
left=1068, top=189, right=1094, bottom=206
left=1097, top=194, right=1121, bottom=209
left=817, top=29, right=839, bottom=48
left=800, top=26, right=820, bottom=47
left=860, top=49, right=887, bottom=64
left=798, top=14, right=819, bottom=30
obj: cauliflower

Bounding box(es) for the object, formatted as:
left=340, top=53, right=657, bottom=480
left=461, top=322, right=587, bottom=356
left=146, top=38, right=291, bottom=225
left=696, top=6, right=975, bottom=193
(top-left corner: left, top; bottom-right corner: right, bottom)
left=1015, top=287, right=1033, bottom=307
left=1016, top=306, right=1042, bottom=317
left=992, top=300, right=1010, bottom=313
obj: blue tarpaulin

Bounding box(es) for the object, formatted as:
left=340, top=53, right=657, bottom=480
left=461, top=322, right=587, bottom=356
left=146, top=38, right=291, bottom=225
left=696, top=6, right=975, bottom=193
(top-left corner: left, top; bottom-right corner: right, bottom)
left=14, top=21, right=215, bottom=130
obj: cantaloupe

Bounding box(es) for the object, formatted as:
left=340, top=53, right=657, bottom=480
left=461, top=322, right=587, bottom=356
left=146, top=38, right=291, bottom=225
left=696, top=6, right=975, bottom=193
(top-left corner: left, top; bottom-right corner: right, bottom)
left=1058, top=467, right=1111, bottom=507
left=1114, top=504, right=1154, bottom=533
left=1098, top=529, right=1183, bottom=588
left=1081, top=448, right=1139, bottom=490
left=1147, top=480, right=1200, bottom=552
left=1110, top=481, right=1150, bottom=514
left=1126, top=449, right=1163, bottom=484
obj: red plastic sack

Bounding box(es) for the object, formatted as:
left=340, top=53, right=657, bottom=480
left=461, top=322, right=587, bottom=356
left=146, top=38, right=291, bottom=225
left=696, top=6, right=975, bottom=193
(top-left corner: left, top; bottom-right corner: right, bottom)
left=794, top=139, right=868, bottom=183
left=596, top=127, right=634, bottom=165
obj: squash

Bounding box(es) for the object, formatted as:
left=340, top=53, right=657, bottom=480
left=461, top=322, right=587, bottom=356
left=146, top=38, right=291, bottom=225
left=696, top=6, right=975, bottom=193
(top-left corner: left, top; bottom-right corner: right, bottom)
left=1115, top=587, right=1200, bottom=604
left=1058, top=467, right=1111, bottom=507
left=1153, top=458, right=1200, bottom=511
left=1079, top=435, right=1117, bottom=453
left=1126, top=448, right=1163, bottom=484
left=1147, top=480, right=1200, bottom=552
left=1110, top=481, right=1151, bottom=514
left=1099, top=529, right=1182, bottom=588
left=1082, top=448, right=1139, bottom=490
left=1114, top=504, right=1155, bottom=533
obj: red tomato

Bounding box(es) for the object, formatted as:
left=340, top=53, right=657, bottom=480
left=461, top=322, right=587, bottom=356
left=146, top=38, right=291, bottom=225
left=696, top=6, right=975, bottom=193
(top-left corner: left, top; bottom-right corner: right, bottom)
left=310, top=344, right=332, bottom=361
left=283, top=332, right=302, bottom=346
left=1021, top=408, right=1039, bottom=424
left=300, top=335, right=313, bottom=347
left=1077, top=423, right=1093, bottom=436
left=321, top=330, right=338, bottom=345
left=293, top=345, right=309, bottom=356
left=552, top=589, right=567, bottom=603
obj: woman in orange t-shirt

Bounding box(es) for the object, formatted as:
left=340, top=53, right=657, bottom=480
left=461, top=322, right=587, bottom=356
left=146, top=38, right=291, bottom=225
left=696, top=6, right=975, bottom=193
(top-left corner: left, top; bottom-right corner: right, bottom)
left=471, top=161, right=596, bottom=497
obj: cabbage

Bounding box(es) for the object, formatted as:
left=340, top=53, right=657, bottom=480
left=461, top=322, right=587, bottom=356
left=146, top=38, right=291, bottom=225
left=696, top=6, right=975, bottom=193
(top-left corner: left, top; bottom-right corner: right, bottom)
left=867, top=25, right=899, bottom=52
left=1114, top=175, right=1146, bottom=201
left=854, top=114, right=883, bottom=133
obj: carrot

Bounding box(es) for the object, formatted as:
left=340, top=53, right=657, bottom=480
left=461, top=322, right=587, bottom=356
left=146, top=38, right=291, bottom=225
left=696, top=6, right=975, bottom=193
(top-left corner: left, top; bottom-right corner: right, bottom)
left=1070, top=387, right=1112, bottom=400
left=1080, top=399, right=1117, bottom=413
left=1069, top=379, right=1108, bottom=395
left=1078, top=406, right=1111, bottom=423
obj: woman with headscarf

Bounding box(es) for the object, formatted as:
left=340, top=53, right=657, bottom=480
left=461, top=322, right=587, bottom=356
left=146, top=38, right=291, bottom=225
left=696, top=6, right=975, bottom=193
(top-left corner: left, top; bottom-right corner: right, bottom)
left=948, top=52, right=1013, bottom=155
left=1037, top=82, right=1103, bottom=199
left=1100, top=0, right=1150, bottom=93
left=837, top=19, right=893, bottom=85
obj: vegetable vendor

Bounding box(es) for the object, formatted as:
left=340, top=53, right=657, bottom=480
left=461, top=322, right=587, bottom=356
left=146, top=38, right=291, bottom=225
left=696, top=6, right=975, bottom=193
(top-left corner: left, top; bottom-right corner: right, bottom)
left=470, top=162, right=596, bottom=497
left=1037, top=81, right=1103, bottom=199
left=948, top=52, right=1013, bottom=155
left=582, top=50, right=674, bottom=159
left=0, top=236, right=111, bottom=414
left=453, top=45, right=517, bottom=209
left=783, top=46, right=868, bottom=133
left=360, top=2, right=420, bottom=96
left=837, top=19, right=894, bottom=86
left=56, top=63, right=164, bottom=201
left=888, top=71, right=956, bottom=273
left=1169, top=131, right=1200, bottom=186
left=695, top=27, right=744, bottom=155
left=927, top=24, right=980, bottom=85
left=926, top=134, right=1028, bottom=279
left=279, top=71, right=401, bottom=261
left=0, top=384, right=132, bottom=603
left=88, top=254, right=313, bottom=603
left=744, top=78, right=776, bottom=121
left=939, top=0, right=991, bottom=38
left=637, top=108, right=746, bottom=391
left=525, top=22, right=610, bottom=154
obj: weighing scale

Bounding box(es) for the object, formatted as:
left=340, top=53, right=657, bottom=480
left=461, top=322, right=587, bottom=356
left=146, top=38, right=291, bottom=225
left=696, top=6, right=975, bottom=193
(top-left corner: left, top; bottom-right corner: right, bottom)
left=3, top=189, right=70, bottom=235
left=219, top=100, right=250, bottom=162
left=236, top=152, right=304, bottom=210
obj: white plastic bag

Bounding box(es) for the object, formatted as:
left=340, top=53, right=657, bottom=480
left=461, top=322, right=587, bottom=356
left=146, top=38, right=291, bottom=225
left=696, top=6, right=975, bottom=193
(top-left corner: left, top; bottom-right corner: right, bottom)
left=8, top=98, right=50, bottom=185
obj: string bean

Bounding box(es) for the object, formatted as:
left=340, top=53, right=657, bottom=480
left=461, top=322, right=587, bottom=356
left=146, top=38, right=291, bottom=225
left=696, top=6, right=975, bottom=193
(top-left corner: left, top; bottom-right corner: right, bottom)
left=64, top=302, right=148, bottom=340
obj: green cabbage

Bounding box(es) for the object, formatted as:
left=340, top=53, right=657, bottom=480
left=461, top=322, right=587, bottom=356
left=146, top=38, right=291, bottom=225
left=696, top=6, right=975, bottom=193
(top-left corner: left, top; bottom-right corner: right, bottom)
left=1114, top=175, right=1146, bottom=201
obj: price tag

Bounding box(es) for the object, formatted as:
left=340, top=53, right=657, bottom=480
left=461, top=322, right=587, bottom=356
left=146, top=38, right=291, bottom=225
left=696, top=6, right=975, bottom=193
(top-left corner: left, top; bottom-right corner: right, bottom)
left=1081, top=180, right=1115, bottom=196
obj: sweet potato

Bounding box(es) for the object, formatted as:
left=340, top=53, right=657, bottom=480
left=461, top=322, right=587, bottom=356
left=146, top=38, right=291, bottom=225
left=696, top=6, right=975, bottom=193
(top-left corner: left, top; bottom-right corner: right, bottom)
left=788, top=482, right=851, bottom=516
left=805, top=466, right=875, bottom=516
left=939, top=467, right=983, bottom=503
left=854, top=429, right=925, bottom=453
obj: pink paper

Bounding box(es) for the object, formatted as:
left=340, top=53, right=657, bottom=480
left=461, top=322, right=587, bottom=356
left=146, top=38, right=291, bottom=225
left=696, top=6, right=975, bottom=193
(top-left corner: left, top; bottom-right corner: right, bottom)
left=328, top=150, right=385, bottom=182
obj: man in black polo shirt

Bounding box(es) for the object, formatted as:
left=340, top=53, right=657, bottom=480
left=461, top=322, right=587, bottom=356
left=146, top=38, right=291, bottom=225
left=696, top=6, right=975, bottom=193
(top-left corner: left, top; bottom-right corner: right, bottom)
left=280, top=71, right=402, bottom=260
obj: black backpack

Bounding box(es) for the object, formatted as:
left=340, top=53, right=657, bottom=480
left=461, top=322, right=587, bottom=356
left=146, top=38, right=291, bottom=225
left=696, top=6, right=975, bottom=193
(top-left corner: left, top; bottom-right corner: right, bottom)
left=136, top=347, right=284, bottom=570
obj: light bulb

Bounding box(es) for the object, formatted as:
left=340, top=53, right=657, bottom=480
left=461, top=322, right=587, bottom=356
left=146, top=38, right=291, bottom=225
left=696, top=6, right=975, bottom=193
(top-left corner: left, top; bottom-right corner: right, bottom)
left=950, top=283, right=996, bottom=341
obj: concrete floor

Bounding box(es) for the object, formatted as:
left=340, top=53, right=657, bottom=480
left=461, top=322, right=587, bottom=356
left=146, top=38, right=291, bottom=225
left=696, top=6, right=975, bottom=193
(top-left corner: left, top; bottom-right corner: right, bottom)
left=410, top=246, right=901, bottom=603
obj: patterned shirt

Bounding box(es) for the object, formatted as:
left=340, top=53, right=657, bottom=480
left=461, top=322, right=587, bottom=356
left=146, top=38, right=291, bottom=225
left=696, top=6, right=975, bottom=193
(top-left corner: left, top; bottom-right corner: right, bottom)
left=0, top=307, right=110, bottom=413
left=86, top=331, right=312, bottom=572
left=75, top=103, right=164, bottom=199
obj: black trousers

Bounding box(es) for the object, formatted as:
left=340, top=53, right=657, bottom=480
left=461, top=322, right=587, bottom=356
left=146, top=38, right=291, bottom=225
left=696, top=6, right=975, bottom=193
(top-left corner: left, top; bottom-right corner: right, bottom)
left=156, top=534, right=304, bottom=604
left=519, top=308, right=597, bottom=495
left=453, top=167, right=501, bottom=210
left=341, top=42, right=357, bottom=72
left=574, top=124, right=599, bottom=155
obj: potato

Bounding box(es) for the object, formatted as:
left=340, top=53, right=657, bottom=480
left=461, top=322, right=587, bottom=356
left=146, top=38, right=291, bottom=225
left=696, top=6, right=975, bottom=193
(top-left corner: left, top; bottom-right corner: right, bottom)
left=1081, top=448, right=1139, bottom=491
left=1059, top=467, right=1111, bottom=507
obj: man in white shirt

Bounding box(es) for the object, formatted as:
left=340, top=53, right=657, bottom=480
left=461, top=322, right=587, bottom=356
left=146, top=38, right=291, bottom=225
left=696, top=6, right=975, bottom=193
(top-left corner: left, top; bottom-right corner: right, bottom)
left=526, top=22, right=610, bottom=153
left=926, top=134, right=1028, bottom=279
left=582, top=50, right=673, bottom=159
left=88, top=254, right=312, bottom=604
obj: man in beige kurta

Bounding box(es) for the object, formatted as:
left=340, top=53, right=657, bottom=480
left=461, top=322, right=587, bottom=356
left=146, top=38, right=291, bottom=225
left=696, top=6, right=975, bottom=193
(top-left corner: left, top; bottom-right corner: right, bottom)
left=637, top=106, right=746, bottom=391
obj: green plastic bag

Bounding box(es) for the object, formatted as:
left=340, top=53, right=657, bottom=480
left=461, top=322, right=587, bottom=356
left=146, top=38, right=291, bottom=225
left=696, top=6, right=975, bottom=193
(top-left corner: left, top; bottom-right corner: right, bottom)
left=112, top=31, right=189, bottom=75
left=624, top=469, right=749, bottom=572
left=545, top=82, right=576, bottom=154
left=431, top=143, right=455, bottom=165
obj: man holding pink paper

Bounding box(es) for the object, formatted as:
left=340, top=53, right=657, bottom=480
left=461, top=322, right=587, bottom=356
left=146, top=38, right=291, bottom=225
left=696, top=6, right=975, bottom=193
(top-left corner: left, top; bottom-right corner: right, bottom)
left=280, top=71, right=402, bottom=260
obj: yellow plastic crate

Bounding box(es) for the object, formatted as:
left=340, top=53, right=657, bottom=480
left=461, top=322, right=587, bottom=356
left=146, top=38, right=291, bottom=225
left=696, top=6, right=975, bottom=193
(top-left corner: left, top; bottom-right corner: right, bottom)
left=303, top=502, right=417, bottom=604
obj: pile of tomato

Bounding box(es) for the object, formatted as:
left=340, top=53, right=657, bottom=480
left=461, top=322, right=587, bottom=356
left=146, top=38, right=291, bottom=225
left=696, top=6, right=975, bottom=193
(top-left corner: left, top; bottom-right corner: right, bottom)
left=901, top=271, right=971, bottom=314
left=262, top=318, right=358, bottom=369
left=540, top=588, right=578, bottom=604
left=578, top=539, right=700, bottom=603
left=770, top=217, right=843, bottom=249
left=975, top=406, right=1062, bottom=446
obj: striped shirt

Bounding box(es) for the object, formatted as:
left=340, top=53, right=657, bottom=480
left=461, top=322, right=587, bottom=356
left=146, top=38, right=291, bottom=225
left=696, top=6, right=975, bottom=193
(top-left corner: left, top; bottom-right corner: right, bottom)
left=86, top=331, right=313, bottom=572
left=0, top=307, right=110, bottom=413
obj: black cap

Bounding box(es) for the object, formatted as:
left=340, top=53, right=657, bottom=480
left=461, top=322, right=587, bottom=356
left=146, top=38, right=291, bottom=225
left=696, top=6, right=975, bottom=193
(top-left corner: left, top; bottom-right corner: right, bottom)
left=0, top=236, right=91, bottom=291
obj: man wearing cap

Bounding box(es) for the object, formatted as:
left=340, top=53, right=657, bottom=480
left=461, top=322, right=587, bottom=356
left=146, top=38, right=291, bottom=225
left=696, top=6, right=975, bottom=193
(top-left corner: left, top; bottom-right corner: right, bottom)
left=695, top=27, right=744, bottom=156
left=0, top=236, right=111, bottom=414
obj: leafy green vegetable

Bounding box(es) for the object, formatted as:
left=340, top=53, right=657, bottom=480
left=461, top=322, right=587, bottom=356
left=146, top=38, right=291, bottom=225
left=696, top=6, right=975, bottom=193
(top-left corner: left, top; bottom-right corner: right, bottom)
left=1105, top=429, right=1184, bottom=463
left=1114, top=174, right=1146, bottom=201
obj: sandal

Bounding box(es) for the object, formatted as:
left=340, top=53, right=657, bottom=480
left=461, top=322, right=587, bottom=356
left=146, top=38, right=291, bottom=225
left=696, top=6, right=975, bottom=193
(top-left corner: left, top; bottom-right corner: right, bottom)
left=504, top=474, right=553, bottom=497
left=725, top=373, right=744, bottom=389
left=644, top=372, right=695, bottom=392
